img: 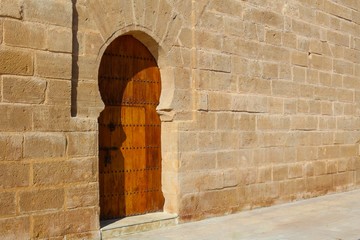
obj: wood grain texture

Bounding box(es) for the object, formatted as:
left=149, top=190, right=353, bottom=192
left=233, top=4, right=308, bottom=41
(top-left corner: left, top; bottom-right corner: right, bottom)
left=98, top=35, right=164, bottom=220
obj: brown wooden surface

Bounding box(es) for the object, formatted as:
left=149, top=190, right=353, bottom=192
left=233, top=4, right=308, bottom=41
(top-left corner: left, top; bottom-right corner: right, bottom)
left=98, top=35, right=164, bottom=220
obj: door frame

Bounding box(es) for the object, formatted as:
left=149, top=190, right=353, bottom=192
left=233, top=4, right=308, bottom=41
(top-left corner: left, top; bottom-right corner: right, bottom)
left=96, top=30, right=180, bottom=218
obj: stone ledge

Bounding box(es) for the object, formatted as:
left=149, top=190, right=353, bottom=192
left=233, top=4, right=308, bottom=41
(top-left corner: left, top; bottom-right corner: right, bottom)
left=101, top=212, right=178, bottom=239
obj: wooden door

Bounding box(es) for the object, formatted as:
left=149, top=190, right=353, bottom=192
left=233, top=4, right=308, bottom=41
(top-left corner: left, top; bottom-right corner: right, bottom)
left=98, top=35, right=164, bottom=220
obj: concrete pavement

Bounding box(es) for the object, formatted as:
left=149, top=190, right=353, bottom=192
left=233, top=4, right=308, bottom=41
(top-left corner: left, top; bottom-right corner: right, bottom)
left=120, top=189, right=360, bottom=240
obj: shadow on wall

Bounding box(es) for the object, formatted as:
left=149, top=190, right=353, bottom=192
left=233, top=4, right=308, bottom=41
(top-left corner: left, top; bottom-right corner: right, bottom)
left=71, top=0, right=79, bottom=117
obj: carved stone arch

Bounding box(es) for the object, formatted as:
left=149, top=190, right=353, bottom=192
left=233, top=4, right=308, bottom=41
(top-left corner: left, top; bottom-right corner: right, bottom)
left=95, top=27, right=176, bottom=121
left=94, top=27, right=180, bottom=214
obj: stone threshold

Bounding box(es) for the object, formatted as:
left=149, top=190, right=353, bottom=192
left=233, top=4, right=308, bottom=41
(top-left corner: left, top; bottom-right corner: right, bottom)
left=100, top=212, right=178, bottom=239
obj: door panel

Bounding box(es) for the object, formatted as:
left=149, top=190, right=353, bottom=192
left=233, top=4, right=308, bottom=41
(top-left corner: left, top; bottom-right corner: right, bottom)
left=98, top=35, right=164, bottom=220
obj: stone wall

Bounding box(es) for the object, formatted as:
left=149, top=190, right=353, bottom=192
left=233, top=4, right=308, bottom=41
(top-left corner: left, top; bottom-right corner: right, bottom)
left=178, top=0, right=360, bottom=221
left=0, top=0, right=99, bottom=239
left=0, top=0, right=359, bottom=238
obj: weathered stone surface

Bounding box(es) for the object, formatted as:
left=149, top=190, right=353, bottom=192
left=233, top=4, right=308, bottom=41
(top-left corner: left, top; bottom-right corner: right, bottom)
left=0, top=49, right=33, bottom=75
left=4, top=20, right=46, bottom=49
left=33, top=158, right=95, bottom=186
left=0, top=106, right=32, bottom=131
left=35, top=51, right=71, bottom=79
left=0, top=192, right=16, bottom=216
left=0, top=134, right=23, bottom=161
left=24, top=133, right=66, bottom=159
left=46, top=26, right=72, bottom=53
left=67, top=132, right=97, bottom=157
left=45, top=79, right=71, bottom=105
left=0, top=163, right=30, bottom=188
left=32, top=106, right=71, bottom=131
left=32, top=208, right=98, bottom=238
left=0, top=0, right=23, bottom=19
left=23, top=0, right=72, bottom=27
left=65, top=183, right=98, bottom=209
left=0, top=217, right=30, bottom=240
left=3, top=76, right=46, bottom=104
left=19, top=189, right=64, bottom=213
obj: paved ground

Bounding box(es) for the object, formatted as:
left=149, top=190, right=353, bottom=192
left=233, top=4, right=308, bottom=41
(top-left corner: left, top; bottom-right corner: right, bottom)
left=121, top=189, right=360, bottom=240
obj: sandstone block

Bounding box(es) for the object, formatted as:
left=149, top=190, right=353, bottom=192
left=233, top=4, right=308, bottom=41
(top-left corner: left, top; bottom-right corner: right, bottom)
left=0, top=49, right=33, bottom=75
left=4, top=20, right=46, bottom=49
left=195, top=30, right=222, bottom=51
left=333, top=59, right=354, bottom=75
left=178, top=28, right=192, bottom=48
left=45, top=80, right=71, bottom=105
left=35, top=51, right=71, bottom=79
left=47, top=26, right=72, bottom=53
left=313, top=160, right=327, bottom=176
left=199, top=11, right=224, bottom=33
left=24, top=0, right=72, bottom=28
left=77, top=55, right=97, bottom=80
left=283, top=32, right=297, bottom=49
left=234, top=114, right=256, bottom=131
left=0, top=192, right=16, bottom=216
left=272, top=81, right=299, bottom=98
left=32, top=211, right=66, bottom=238
left=0, top=106, right=32, bottom=132
left=0, top=163, right=29, bottom=188
left=3, top=76, right=46, bottom=104
left=84, top=31, right=103, bottom=55
left=24, top=133, right=66, bottom=159
left=307, top=175, right=333, bottom=193
left=19, top=189, right=64, bottom=213
left=0, top=0, right=23, bottom=19
left=288, top=163, right=303, bottom=179
left=326, top=160, right=338, bottom=174
left=33, top=158, right=95, bottom=186
left=209, top=0, right=243, bottom=15
left=179, top=193, right=200, bottom=217
left=32, top=106, right=71, bottom=131
left=263, top=63, right=279, bottom=79
left=292, top=51, right=308, bottom=67
left=324, top=0, right=352, bottom=21
left=309, top=54, right=332, bottom=71
left=0, top=134, right=23, bottom=161
left=0, top=217, right=30, bottom=240
left=143, top=0, right=160, bottom=31
left=208, top=92, right=231, bottom=111
left=292, top=19, right=318, bottom=38
left=334, top=172, right=354, bottom=188
left=268, top=97, right=284, bottom=114
left=318, top=146, right=340, bottom=159
left=65, top=183, right=98, bottom=209
left=65, top=231, right=101, bottom=240
left=220, top=150, right=246, bottom=168
left=197, top=132, right=221, bottom=151
left=244, top=8, right=283, bottom=29
left=154, top=0, right=177, bottom=40
left=257, top=167, right=272, bottom=183
left=290, top=116, right=318, bottom=130
left=239, top=132, right=258, bottom=148
left=67, top=132, right=97, bottom=157
left=180, top=152, right=216, bottom=172
left=273, top=165, right=288, bottom=181
left=257, top=115, right=290, bottom=131
left=231, top=95, right=268, bottom=113
left=280, top=179, right=306, bottom=196
left=199, top=188, right=239, bottom=212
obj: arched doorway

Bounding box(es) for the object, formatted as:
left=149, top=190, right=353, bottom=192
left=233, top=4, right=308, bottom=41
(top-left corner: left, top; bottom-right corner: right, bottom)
left=98, top=35, right=164, bottom=220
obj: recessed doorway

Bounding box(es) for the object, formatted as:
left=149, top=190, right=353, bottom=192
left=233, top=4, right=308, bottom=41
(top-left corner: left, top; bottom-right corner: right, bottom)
left=98, top=35, right=164, bottom=220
